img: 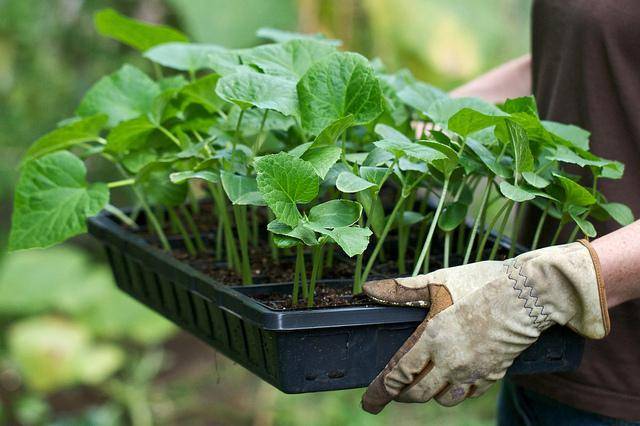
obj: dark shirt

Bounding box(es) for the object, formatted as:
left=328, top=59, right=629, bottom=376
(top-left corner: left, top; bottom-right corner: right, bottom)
left=513, top=0, right=640, bottom=421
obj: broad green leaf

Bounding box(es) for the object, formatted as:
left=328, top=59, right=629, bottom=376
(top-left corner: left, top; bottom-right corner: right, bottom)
left=465, top=137, right=509, bottom=178
left=9, top=152, right=109, bottom=251
left=601, top=162, right=625, bottom=180
left=568, top=207, right=597, bottom=238
left=158, top=75, right=187, bottom=91
left=144, top=42, right=237, bottom=73
left=220, top=171, right=265, bottom=206
left=23, top=115, right=107, bottom=162
left=374, top=139, right=447, bottom=164
left=363, top=148, right=394, bottom=166
left=357, top=190, right=385, bottom=237
left=137, top=162, right=187, bottom=206
left=300, top=146, right=342, bottom=179
left=226, top=106, right=295, bottom=136
left=360, top=166, right=387, bottom=186
left=396, top=81, right=447, bottom=113
left=448, top=108, right=502, bottom=137
left=298, top=52, right=384, bottom=135
left=105, top=116, right=156, bottom=153
left=505, top=119, right=534, bottom=177
left=379, top=76, right=409, bottom=126
left=438, top=202, right=468, bottom=232
left=255, top=153, right=319, bottom=227
left=499, top=181, right=536, bottom=202
left=399, top=157, right=427, bottom=172
left=336, top=172, right=376, bottom=193
left=94, top=8, right=188, bottom=52
left=240, top=39, right=337, bottom=80
left=374, top=123, right=412, bottom=143
left=400, top=211, right=427, bottom=227
left=427, top=97, right=506, bottom=127
left=169, top=170, right=219, bottom=184
left=77, top=64, right=160, bottom=127
left=545, top=145, right=607, bottom=168
left=310, top=225, right=372, bottom=257
left=216, top=69, right=298, bottom=116
left=313, top=115, right=356, bottom=146
left=256, top=27, right=342, bottom=46
left=180, top=74, right=225, bottom=113
left=267, top=220, right=317, bottom=245
left=554, top=174, right=596, bottom=207
left=522, top=172, right=550, bottom=189
left=422, top=140, right=459, bottom=176
left=600, top=202, right=634, bottom=226
left=542, top=121, right=590, bottom=151
left=500, top=96, right=538, bottom=115
left=308, top=200, right=362, bottom=228
left=122, top=150, right=157, bottom=173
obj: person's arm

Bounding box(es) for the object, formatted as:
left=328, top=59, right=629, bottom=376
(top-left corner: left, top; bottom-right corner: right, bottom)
left=361, top=222, right=639, bottom=413
left=449, top=54, right=532, bottom=103
left=593, top=220, right=640, bottom=308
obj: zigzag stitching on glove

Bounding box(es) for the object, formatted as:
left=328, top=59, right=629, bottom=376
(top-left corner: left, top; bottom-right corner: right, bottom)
left=504, top=260, right=551, bottom=329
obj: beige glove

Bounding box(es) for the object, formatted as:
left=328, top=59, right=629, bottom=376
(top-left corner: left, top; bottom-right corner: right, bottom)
left=361, top=240, right=609, bottom=414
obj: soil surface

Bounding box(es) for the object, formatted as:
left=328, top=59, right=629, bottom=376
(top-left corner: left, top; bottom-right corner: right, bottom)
left=123, top=206, right=505, bottom=310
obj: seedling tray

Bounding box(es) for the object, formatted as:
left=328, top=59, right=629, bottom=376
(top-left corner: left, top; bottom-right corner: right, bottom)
left=88, top=213, right=584, bottom=393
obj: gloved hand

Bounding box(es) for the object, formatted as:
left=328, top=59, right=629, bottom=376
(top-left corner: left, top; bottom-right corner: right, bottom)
left=361, top=240, right=609, bottom=414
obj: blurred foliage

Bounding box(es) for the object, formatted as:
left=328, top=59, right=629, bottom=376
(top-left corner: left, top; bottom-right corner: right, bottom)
left=0, top=0, right=530, bottom=423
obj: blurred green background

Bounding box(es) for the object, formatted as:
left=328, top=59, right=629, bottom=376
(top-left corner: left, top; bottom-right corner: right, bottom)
left=0, top=0, right=531, bottom=424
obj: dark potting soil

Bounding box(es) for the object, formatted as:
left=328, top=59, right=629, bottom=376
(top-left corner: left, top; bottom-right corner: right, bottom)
left=255, top=285, right=371, bottom=310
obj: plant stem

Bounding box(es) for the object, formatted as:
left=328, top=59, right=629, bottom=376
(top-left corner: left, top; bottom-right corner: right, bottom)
left=475, top=199, right=511, bottom=262
left=250, top=206, right=259, bottom=247
left=340, top=131, right=348, bottom=166
left=233, top=205, right=253, bottom=285
left=215, top=215, right=223, bottom=261
left=267, top=211, right=279, bottom=263
left=307, top=245, right=324, bottom=307
left=325, top=244, right=334, bottom=268
left=104, top=203, right=139, bottom=229
left=209, top=183, right=240, bottom=271
left=531, top=203, right=549, bottom=250
left=444, top=231, right=451, bottom=268
left=300, top=249, right=308, bottom=299
left=107, top=178, right=135, bottom=189
left=550, top=219, right=566, bottom=246
left=463, top=179, right=492, bottom=264
left=293, top=245, right=302, bottom=305
left=158, top=125, right=182, bottom=148
left=168, top=207, right=196, bottom=257
left=133, top=187, right=170, bottom=251
left=180, top=205, right=206, bottom=253
left=252, top=110, right=270, bottom=154
left=488, top=201, right=515, bottom=260
left=508, top=202, right=525, bottom=258
left=360, top=197, right=406, bottom=286
left=233, top=109, right=245, bottom=152
left=413, top=177, right=450, bottom=276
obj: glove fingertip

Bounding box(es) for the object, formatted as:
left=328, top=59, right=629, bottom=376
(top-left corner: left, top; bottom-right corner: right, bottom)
left=361, top=376, right=392, bottom=414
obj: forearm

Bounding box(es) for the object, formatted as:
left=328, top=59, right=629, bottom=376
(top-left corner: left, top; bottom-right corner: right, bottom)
left=450, top=54, right=532, bottom=103
left=591, top=220, right=640, bottom=308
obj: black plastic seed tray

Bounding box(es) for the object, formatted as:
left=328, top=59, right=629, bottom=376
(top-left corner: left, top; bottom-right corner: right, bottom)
left=88, top=213, right=584, bottom=394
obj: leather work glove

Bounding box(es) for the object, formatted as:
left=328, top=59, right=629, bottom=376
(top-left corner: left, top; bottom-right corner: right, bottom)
left=361, top=240, right=609, bottom=414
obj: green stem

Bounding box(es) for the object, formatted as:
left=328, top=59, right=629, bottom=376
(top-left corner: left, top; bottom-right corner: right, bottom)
left=444, top=231, right=451, bottom=268
left=153, top=63, right=164, bottom=80
left=463, top=179, right=492, bottom=264
left=233, top=109, right=245, bottom=152
left=107, top=178, right=135, bottom=189
left=252, top=110, right=270, bottom=155
left=233, top=205, right=253, bottom=285
left=531, top=203, right=549, bottom=250
left=215, top=215, right=223, bottom=261
left=508, top=203, right=526, bottom=258
left=168, top=207, right=196, bottom=257
left=340, top=131, right=348, bottom=166
left=325, top=244, right=334, bottom=268
left=488, top=201, right=515, bottom=260
left=307, top=245, right=324, bottom=308
left=550, top=219, right=566, bottom=246
left=300, top=249, right=308, bottom=299
left=251, top=206, right=259, bottom=247
left=180, top=205, right=206, bottom=253
left=475, top=199, right=511, bottom=262
left=133, top=187, right=170, bottom=251
left=361, top=197, right=406, bottom=285
left=413, top=177, right=450, bottom=276
left=158, top=125, right=182, bottom=148
left=293, top=245, right=302, bottom=305
left=209, top=184, right=240, bottom=271
left=105, top=204, right=138, bottom=229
